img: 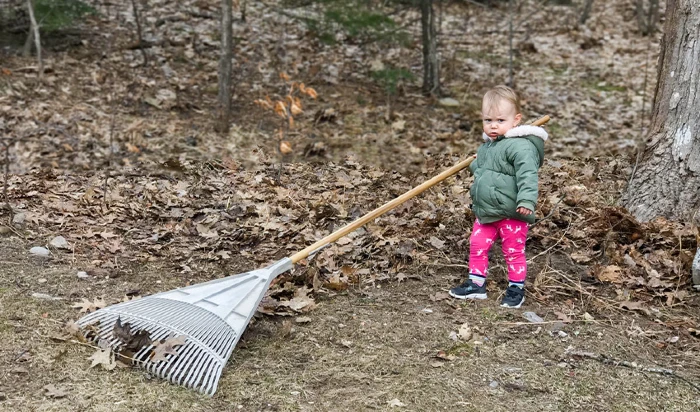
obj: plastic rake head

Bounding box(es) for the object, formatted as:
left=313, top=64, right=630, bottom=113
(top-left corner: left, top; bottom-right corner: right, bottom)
left=76, top=258, right=293, bottom=396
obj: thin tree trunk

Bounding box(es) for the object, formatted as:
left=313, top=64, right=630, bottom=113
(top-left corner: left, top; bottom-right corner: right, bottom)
left=26, top=0, right=42, bottom=78
left=420, top=0, right=440, bottom=96
left=507, top=0, right=514, bottom=87
left=217, top=0, right=233, bottom=133
left=624, top=0, right=700, bottom=222
left=579, top=0, right=594, bottom=25
left=130, top=0, right=148, bottom=65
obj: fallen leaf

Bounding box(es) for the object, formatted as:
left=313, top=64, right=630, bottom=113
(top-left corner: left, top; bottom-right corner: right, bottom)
left=431, top=292, right=450, bottom=301
left=71, top=297, right=106, bottom=313
left=150, top=334, right=187, bottom=362
left=554, top=311, right=572, bottom=323
left=619, top=300, right=651, bottom=316
left=429, top=236, right=445, bottom=249
left=113, top=317, right=152, bottom=351
left=388, top=398, right=405, bottom=408
left=88, top=348, right=116, bottom=370
left=457, top=322, right=472, bottom=341
left=43, top=384, right=68, bottom=399
left=596, top=265, right=623, bottom=283
left=435, top=350, right=456, bottom=361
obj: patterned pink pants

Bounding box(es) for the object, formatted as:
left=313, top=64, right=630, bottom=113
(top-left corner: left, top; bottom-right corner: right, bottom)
left=469, top=218, right=529, bottom=283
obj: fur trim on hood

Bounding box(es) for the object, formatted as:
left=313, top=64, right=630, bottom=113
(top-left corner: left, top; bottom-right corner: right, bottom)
left=482, top=125, right=549, bottom=142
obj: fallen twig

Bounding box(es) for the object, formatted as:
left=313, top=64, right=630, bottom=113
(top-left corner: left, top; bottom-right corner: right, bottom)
left=566, top=348, right=700, bottom=392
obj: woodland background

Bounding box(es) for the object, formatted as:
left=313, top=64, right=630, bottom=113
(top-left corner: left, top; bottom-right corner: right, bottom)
left=0, top=0, right=699, bottom=411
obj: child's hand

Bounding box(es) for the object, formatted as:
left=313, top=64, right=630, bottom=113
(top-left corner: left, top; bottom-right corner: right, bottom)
left=516, top=207, right=532, bottom=216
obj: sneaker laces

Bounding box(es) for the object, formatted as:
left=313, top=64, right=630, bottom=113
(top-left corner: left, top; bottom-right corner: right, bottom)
left=505, top=285, right=523, bottom=299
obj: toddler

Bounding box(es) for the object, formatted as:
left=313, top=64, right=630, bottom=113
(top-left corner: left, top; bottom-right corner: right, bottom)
left=449, top=86, right=547, bottom=308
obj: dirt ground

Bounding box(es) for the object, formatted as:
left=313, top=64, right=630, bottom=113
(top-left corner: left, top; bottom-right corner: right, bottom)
left=2, top=236, right=699, bottom=412
left=2, top=0, right=700, bottom=410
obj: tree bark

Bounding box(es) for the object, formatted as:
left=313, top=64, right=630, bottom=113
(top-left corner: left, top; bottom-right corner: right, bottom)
left=26, top=0, right=42, bottom=78
left=216, top=0, right=233, bottom=133
left=420, top=0, right=440, bottom=96
left=624, top=0, right=700, bottom=222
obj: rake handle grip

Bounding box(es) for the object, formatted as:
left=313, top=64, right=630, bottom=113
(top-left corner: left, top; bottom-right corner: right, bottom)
left=290, top=115, right=551, bottom=264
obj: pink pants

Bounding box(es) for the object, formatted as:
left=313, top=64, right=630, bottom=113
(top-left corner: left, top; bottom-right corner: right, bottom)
left=469, top=218, right=528, bottom=283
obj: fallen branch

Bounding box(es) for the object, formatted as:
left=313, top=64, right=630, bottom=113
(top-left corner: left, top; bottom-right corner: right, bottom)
left=566, top=348, right=700, bottom=392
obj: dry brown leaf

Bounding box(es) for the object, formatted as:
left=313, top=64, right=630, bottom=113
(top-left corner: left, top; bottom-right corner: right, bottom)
left=619, top=300, right=651, bottom=316
left=88, top=348, right=116, bottom=370
left=596, top=265, right=622, bottom=283
left=150, top=335, right=187, bottom=363
left=71, top=297, right=106, bottom=313
left=43, top=384, right=68, bottom=399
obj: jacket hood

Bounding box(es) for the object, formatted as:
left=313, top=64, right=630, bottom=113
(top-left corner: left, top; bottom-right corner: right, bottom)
left=481, top=125, right=549, bottom=142
left=482, top=125, right=547, bottom=167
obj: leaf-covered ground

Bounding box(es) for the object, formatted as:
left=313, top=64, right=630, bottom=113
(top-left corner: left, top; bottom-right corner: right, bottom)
left=1, top=0, right=699, bottom=410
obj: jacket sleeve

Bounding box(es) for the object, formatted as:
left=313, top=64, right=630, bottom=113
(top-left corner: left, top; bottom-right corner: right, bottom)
left=510, top=141, right=539, bottom=211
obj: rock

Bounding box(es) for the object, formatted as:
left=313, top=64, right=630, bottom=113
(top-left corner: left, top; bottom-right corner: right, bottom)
left=489, top=380, right=499, bottom=388
left=31, top=293, right=62, bottom=301
left=38, top=278, right=47, bottom=284
left=50, top=236, right=70, bottom=249
left=558, top=331, right=569, bottom=338
left=30, top=246, right=50, bottom=257
left=77, top=271, right=90, bottom=279
left=12, top=212, right=25, bottom=225
left=439, top=97, right=460, bottom=107
left=523, top=311, right=544, bottom=323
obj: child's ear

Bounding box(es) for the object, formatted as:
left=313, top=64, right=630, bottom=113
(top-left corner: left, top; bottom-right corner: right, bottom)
left=514, top=113, right=522, bottom=125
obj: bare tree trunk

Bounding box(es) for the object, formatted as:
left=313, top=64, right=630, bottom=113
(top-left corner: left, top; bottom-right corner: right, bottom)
left=26, top=0, right=42, bottom=78
left=216, top=0, right=233, bottom=133
left=624, top=0, right=700, bottom=222
left=636, top=0, right=661, bottom=36
left=130, top=0, right=148, bottom=65
left=420, top=0, right=440, bottom=96
left=579, top=0, right=594, bottom=25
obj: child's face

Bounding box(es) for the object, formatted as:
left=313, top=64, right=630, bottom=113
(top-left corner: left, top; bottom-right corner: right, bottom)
left=481, top=100, right=522, bottom=139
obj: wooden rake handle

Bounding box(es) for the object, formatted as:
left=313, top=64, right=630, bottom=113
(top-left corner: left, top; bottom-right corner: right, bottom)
left=290, top=115, right=551, bottom=264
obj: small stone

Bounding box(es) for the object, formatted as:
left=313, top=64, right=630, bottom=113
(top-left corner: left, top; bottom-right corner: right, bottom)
left=50, top=236, right=70, bottom=249
left=295, top=316, right=312, bottom=324
left=557, top=362, right=569, bottom=368
left=439, top=97, right=460, bottom=107
left=30, top=246, right=50, bottom=257
left=489, top=380, right=499, bottom=388
left=77, top=271, right=90, bottom=279
left=31, top=293, right=62, bottom=301
left=38, top=278, right=47, bottom=284
left=558, top=331, right=568, bottom=338
left=523, top=311, right=544, bottom=323
left=421, top=308, right=433, bottom=314
left=12, top=213, right=25, bottom=225
left=549, top=322, right=566, bottom=333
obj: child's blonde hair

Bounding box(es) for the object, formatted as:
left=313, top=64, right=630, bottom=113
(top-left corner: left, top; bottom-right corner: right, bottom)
left=483, top=85, right=522, bottom=114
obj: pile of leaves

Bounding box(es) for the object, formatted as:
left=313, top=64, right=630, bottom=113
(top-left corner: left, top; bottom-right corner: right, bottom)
left=66, top=302, right=188, bottom=371
left=5, top=149, right=698, bottom=312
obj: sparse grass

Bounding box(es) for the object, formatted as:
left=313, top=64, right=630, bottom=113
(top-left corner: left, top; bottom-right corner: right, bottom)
left=1, top=237, right=699, bottom=411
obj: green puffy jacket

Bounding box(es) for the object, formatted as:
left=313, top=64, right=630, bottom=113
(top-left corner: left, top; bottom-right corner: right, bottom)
left=469, top=125, right=548, bottom=224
